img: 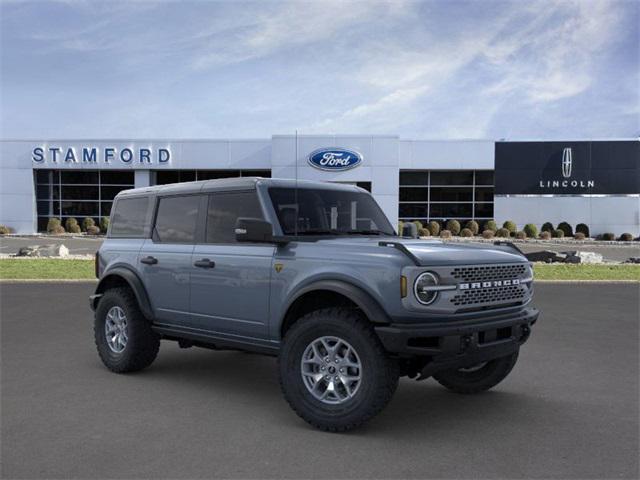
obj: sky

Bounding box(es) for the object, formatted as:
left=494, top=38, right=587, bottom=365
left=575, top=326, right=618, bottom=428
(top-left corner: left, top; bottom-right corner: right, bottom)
left=1, top=0, right=638, bottom=140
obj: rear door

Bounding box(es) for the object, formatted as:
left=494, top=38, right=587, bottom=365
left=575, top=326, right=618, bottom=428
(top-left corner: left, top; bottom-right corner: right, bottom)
left=139, top=194, right=202, bottom=324
left=188, top=190, right=274, bottom=339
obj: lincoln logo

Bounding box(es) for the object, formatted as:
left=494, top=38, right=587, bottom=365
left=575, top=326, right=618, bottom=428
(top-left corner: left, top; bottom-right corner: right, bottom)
left=562, top=147, right=572, bottom=178
left=459, top=279, right=520, bottom=290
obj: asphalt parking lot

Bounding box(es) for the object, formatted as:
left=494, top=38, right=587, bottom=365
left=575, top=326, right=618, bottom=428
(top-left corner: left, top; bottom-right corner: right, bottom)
left=1, top=283, right=638, bottom=479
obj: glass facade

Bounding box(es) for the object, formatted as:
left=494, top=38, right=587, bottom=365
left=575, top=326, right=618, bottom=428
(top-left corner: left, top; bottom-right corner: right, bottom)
left=399, top=170, right=494, bottom=223
left=154, top=169, right=271, bottom=185
left=35, top=170, right=134, bottom=232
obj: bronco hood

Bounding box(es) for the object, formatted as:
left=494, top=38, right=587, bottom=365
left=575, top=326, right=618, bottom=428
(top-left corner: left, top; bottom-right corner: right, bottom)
left=380, top=238, right=528, bottom=266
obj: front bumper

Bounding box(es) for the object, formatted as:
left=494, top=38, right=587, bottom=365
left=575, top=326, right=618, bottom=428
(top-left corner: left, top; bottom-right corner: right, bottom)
left=375, top=307, right=539, bottom=376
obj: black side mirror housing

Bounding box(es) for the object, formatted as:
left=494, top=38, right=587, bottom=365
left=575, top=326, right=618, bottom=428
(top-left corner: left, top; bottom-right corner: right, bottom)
left=235, top=218, right=275, bottom=243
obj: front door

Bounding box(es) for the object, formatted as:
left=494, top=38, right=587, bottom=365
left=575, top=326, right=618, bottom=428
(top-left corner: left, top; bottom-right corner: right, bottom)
left=139, top=194, right=202, bottom=325
left=189, top=191, right=274, bottom=339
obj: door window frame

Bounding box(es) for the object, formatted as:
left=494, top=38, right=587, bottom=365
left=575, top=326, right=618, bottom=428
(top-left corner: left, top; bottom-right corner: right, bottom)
left=202, top=189, right=266, bottom=246
left=150, top=193, right=206, bottom=244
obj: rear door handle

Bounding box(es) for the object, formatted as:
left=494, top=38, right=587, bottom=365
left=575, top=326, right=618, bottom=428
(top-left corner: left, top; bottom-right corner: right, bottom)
left=194, top=258, right=215, bottom=269
left=140, top=256, right=158, bottom=265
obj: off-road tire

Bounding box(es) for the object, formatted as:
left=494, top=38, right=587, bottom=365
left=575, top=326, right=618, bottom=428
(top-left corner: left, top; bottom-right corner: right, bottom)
left=94, top=287, right=160, bottom=373
left=278, top=307, right=399, bottom=432
left=433, top=350, right=519, bottom=394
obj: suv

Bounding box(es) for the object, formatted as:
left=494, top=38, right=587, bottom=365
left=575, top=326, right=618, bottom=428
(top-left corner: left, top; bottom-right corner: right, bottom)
left=91, top=178, right=538, bottom=431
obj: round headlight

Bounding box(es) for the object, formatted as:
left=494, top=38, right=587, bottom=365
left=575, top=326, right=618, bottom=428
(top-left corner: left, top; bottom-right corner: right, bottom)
left=414, top=272, right=439, bottom=305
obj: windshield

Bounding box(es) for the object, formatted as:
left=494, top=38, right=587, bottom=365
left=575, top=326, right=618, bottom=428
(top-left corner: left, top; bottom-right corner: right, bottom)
left=268, top=187, right=396, bottom=236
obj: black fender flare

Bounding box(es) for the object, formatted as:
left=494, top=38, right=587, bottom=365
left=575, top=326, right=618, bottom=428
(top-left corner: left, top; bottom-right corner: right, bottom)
left=283, top=279, right=391, bottom=327
left=93, top=266, right=154, bottom=320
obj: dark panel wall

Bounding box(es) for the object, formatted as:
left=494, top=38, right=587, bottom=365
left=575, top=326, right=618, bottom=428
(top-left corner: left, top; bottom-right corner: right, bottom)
left=495, top=141, right=640, bottom=195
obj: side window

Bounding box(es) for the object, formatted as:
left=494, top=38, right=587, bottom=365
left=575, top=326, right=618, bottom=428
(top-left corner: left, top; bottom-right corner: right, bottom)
left=110, top=197, right=150, bottom=237
left=154, top=195, right=200, bottom=243
left=206, top=191, right=263, bottom=243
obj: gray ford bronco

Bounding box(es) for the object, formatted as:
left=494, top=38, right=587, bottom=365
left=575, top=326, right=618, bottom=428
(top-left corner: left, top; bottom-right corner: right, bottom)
left=91, top=178, right=538, bottom=431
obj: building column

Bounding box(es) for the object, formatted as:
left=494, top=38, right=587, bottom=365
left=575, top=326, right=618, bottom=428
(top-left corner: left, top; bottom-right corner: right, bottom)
left=134, top=170, right=152, bottom=188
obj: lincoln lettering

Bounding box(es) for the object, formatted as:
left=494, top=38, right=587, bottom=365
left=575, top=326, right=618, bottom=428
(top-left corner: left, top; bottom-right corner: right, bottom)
left=32, top=147, right=171, bottom=164
left=539, top=179, right=595, bottom=188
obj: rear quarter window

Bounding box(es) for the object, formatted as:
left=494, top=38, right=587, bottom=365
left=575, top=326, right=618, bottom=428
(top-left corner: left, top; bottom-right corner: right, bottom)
left=109, top=197, right=150, bottom=238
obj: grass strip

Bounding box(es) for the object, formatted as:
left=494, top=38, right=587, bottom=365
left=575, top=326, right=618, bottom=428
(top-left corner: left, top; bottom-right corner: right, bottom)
left=0, top=259, right=638, bottom=281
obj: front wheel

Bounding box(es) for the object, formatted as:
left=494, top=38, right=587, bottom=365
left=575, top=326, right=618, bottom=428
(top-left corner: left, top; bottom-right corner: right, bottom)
left=433, top=350, right=519, bottom=394
left=278, top=308, right=399, bottom=432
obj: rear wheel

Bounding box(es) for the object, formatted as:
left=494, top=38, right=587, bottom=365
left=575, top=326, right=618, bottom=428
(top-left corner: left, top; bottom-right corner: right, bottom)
left=433, top=350, right=519, bottom=394
left=278, top=308, right=399, bottom=432
left=94, top=287, right=160, bottom=373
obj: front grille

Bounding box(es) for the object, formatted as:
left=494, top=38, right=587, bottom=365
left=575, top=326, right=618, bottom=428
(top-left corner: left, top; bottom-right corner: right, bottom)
left=449, top=263, right=530, bottom=308
left=451, top=264, right=527, bottom=283
left=451, top=284, right=527, bottom=307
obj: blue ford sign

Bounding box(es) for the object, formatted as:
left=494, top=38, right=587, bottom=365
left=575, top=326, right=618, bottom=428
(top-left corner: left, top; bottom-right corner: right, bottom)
left=308, top=148, right=362, bottom=171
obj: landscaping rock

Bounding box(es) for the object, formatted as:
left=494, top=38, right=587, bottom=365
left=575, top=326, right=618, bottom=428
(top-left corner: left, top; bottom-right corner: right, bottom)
left=16, top=244, right=69, bottom=258
left=563, top=251, right=604, bottom=264
left=525, top=250, right=566, bottom=263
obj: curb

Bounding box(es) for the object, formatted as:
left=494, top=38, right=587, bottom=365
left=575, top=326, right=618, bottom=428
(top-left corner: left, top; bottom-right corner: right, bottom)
left=0, top=279, right=98, bottom=283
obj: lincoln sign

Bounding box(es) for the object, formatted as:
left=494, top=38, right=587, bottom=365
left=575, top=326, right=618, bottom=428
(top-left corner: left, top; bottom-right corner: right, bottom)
left=494, top=140, right=639, bottom=196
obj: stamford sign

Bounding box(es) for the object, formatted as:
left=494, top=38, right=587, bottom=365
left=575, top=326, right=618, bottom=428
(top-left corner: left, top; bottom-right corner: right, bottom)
left=308, top=148, right=362, bottom=171
left=32, top=146, right=171, bottom=165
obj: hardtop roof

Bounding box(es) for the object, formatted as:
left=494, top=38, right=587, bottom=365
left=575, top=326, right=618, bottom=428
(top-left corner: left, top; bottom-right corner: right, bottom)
left=115, top=177, right=364, bottom=198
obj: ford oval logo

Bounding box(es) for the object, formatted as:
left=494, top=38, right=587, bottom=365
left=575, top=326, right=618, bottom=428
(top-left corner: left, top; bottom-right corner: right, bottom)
left=308, top=148, right=362, bottom=171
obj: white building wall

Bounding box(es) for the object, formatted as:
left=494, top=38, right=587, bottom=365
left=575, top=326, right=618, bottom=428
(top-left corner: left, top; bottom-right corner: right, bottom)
left=494, top=196, right=640, bottom=236
left=0, top=142, right=37, bottom=233
left=399, top=140, right=494, bottom=169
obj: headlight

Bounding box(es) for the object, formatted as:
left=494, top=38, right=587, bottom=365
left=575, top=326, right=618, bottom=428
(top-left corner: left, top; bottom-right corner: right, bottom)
left=414, top=272, right=439, bottom=305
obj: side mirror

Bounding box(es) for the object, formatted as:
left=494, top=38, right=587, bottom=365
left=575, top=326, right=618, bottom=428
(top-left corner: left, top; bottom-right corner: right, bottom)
left=235, top=218, right=274, bottom=243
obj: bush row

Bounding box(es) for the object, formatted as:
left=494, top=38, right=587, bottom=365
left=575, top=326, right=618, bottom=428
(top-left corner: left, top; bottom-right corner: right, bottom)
left=398, top=220, right=637, bottom=241
left=45, top=217, right=109, bottom=235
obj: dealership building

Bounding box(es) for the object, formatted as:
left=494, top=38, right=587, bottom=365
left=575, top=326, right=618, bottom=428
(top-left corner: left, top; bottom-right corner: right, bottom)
left=0, top=136, right=638, bottom=235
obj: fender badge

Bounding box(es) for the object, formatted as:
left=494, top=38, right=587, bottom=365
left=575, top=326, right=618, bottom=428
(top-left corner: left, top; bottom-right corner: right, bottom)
left=274, top=263, right=284, bottom=273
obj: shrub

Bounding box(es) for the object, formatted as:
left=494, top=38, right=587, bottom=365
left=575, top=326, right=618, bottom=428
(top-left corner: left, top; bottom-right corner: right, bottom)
left=464, top=220, right=479, bottom=235
left=440, top=229, right=452, bottom=239
left=557, top=221, right=573, bottom=237
left=574, top=232, right=586, bottom=240
left=412, top=220, right=423, bottom=231
left=86, top=225, right=101, bottom=235
left=484, top=220, right=497, bottom=232
left=100, top=216, right=110, bottom=233
left=481, top=229, right=495, bottom=239
left=427, top=220, right=441, bottom=236
left=515, top=231, right=527, bottom=240
left=460, top=228, right=473, bottom=237
left=618, top=233, right=633, bottom=241
left=541, top=222, right=554, bottom=233
left=552, top=229, right=565, bottom=238
left=82, top=217, right=96, bottom=231
left=599, top=232, right=615, bottom=241
left=51, top=225, right=65, bottom=235
left=0, top=225, right=12, bottom=234
left=496, top=228, right=510, bottom=238
left=539, top=231, right=551, bottom=240
left=397, top=221, right=404, bottom=234
left=502, top=220, right=517, bottom=235
left=46, top=218, right=61, bottom=233
left=575, top=223, right=590, bottom=238
left=445, top=219, right=461, bottom=235
left=418, top=228, right=430, bottom=237
left=523, top=223, right=538, bottom=238
left=65, top=217, right=81, bottom=234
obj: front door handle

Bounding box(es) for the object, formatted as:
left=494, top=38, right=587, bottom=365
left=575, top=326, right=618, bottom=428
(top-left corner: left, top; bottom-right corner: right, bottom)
left=194, top=258, right=215, bottom=269
left=140, top=256, right=158, bottom=265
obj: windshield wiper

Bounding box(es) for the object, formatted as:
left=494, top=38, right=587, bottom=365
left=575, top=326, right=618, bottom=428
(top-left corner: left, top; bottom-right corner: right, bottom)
left=294, top=229, right=347, bottom=236
left=346, top=229, right=389, bottom=236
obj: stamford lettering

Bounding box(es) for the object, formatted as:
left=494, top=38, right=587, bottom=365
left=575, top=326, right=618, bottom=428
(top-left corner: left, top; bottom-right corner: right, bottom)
left=32, top=146, right=171, bottom=165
